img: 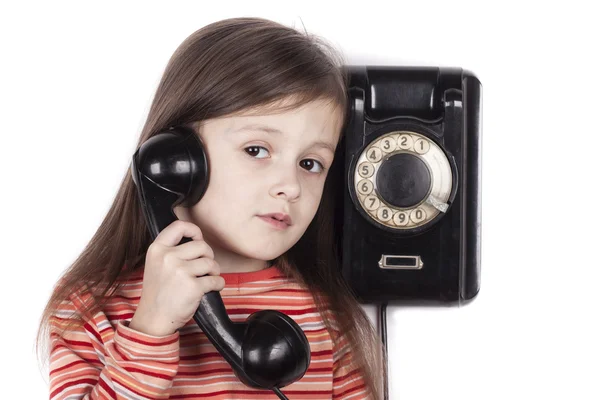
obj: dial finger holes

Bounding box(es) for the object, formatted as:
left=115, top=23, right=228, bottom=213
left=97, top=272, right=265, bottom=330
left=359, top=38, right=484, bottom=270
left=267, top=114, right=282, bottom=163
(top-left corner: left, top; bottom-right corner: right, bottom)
left=353, top=130, right=453, bottom=231
left=364, top=195, right=380, bottom=211
left=379, top=136, right=397, bottom=153
left=357, top=179, right=374, bottom=195
left=410, top=208, right=427, bottom=223
left=377, top=207, right=393, bottom=222
left=358, top=162, right=375, bottom=178
left=366, top=147, right=382, bottom=163
left=397, top=134, right=413, bottom=150
left=414, top=138, right=430, bottom=155
left=393, top=211, right=410, bottom=226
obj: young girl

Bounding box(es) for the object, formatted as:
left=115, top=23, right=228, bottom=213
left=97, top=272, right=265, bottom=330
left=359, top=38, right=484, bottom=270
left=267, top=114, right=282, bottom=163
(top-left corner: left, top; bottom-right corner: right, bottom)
left=37, top=17, right=387, bottom=399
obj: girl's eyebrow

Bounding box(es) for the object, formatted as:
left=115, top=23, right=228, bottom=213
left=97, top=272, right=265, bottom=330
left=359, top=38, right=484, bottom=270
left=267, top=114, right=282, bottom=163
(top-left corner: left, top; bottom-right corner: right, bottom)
left=233, top=123, right=282, bottom=135
left=233, top=123, right=336, bottom=154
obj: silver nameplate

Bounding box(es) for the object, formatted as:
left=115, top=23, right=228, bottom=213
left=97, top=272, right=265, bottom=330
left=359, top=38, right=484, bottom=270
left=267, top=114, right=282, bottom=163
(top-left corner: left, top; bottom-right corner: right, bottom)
left=378, top=255, right=423, bottom=270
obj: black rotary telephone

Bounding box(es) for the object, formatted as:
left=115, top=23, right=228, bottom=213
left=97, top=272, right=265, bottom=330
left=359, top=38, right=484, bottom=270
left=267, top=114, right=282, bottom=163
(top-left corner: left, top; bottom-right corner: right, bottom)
left=130, top=125, right=310, bottom=400
left=341, top=66, right=482, bottom=304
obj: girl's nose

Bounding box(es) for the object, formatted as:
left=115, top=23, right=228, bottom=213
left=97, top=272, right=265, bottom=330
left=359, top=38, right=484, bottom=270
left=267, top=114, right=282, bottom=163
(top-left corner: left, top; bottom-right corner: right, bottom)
left=269, top=162, right=301, bottom=201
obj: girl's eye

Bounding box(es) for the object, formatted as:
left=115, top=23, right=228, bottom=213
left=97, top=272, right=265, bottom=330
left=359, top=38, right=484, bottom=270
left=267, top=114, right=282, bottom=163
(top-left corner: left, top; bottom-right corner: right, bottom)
left=245, top=146, right=269, bottom=159
left=244, top=146, right=325, bottom=174
left=300, top=159, right=324, bottom=174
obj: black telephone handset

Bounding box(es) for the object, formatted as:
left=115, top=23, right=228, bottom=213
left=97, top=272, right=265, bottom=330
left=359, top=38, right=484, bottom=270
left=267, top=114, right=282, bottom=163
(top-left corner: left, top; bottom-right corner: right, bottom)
left=131, top=126, right=309, bottom=399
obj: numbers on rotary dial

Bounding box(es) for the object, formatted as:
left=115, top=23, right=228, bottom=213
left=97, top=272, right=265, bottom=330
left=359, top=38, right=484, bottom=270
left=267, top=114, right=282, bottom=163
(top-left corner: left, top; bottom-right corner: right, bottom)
left=353, top=131, right=453, bottom=230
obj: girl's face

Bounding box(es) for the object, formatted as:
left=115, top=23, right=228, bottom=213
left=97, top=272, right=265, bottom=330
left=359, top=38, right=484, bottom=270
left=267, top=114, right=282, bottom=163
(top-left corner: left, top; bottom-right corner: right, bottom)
left=174, top=96, right=343, bottom=269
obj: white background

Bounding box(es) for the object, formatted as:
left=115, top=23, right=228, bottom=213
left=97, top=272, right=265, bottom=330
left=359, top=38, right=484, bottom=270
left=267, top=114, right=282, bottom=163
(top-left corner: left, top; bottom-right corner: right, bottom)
left=1, top=1, right=599, bottom=398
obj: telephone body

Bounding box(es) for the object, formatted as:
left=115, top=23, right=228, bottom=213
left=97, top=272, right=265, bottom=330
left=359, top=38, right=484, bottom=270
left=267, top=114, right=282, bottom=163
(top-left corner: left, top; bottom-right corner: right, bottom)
left=340, top=66, right=482, bottom=305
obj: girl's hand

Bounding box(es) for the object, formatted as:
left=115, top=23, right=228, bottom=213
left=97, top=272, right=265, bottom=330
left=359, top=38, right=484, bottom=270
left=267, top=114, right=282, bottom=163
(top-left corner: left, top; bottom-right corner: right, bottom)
left=129, top=220, right=225, bottom=336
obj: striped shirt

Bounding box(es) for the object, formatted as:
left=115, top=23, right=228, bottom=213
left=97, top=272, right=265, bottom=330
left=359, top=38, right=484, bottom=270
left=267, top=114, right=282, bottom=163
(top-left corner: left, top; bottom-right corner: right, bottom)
left=48, top=265, right=370, bottom=399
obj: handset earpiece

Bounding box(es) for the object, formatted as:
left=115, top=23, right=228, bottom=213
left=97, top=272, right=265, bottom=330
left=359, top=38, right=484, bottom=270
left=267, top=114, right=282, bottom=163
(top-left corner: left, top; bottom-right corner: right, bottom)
left=131, top=126, right=310, bottom=397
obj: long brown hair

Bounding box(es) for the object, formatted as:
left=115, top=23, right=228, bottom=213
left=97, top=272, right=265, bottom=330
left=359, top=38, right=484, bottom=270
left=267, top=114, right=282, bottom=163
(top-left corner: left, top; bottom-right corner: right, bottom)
left=36, top=17, right=387, bottom=399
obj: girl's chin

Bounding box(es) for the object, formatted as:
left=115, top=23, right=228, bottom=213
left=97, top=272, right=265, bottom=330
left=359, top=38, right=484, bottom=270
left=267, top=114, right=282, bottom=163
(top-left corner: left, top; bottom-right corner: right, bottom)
left=205, top=225, right=297, bottom=257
